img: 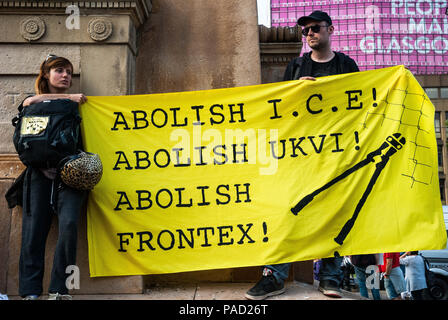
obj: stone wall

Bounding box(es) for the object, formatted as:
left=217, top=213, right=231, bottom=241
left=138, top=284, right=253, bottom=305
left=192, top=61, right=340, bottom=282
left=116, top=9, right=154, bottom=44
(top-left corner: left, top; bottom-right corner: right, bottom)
left=135, top=0, right=261, bottom=94
left=0, top=0, right=152, bottom=295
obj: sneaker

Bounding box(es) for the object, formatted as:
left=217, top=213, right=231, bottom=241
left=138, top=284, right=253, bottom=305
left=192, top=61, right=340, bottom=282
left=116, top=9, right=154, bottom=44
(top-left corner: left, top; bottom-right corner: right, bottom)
left=23, top=295, right=39, bottom=300
left=48, top=293, right=72, bottom=300
left=318, top=280, right=342, bottom=298
left=401, top=292, right=412, bottom=300
left=245, top=268, right=285, bottom=300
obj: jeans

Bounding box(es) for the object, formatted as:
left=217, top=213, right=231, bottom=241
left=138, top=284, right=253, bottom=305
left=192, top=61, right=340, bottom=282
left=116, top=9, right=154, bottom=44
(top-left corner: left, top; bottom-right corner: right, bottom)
left=384, top=267, right=406, bottom=299
left=266, top=256, right=343, bottom=285
left=353, top=265, right=381, bottom=300
left=19, top=168, right=86, bottom=297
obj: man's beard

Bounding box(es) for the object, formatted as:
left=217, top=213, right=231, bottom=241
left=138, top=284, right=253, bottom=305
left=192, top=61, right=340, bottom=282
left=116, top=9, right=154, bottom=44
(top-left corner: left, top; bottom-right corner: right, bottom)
left=308, top=39, right=327, bottom=50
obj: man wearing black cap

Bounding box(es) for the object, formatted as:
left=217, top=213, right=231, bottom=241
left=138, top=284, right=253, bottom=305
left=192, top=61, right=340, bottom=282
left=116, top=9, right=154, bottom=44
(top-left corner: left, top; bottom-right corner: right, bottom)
left=284, top=10, right=359, bottom=81
left=245, top=11, right=359, bottom=300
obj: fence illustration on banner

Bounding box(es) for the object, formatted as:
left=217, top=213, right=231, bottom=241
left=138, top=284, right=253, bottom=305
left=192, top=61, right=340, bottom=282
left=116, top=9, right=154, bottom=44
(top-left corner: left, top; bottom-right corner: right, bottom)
left=291, top=72, right=435, bottom=245
left=290, top=69, right=436, bottom=247
left=361, top=82, right=434, bottom=188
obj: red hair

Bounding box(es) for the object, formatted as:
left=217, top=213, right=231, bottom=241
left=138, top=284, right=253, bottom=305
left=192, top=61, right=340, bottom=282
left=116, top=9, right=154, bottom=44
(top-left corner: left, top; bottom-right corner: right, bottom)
left=34, top=56, right=74, bottom=94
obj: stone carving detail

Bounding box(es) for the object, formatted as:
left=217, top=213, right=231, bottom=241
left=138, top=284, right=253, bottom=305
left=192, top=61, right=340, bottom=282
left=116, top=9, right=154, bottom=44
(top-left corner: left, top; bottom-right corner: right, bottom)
left=20, top=17, right=46, bottom=41
left=88, top=18, right=113, bottom=41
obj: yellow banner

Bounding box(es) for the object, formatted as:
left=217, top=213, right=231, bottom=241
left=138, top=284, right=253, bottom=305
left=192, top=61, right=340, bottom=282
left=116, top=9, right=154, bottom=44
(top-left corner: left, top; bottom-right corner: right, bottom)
left=81, top=66, right=447, bottom=277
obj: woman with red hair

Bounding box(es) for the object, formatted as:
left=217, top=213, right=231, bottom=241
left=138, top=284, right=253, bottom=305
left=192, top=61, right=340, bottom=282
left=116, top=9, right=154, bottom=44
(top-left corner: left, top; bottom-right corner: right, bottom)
left=18, top=54, right=87, bottom=300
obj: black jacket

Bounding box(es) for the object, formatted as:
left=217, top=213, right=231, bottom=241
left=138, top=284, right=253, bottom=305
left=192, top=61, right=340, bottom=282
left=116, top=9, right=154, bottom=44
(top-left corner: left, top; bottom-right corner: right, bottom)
left=283, top=51, right=359, bottom=81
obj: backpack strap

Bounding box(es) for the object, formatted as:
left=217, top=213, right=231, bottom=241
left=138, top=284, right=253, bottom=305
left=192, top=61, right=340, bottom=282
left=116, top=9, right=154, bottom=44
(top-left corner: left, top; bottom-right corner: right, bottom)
left=12, top=104, right=23, bottom=127
left=12, top=95, right=34, bottom=127
left=292, top=57, right=303, bottom=80
left=12, top=114, right=20, bottom=127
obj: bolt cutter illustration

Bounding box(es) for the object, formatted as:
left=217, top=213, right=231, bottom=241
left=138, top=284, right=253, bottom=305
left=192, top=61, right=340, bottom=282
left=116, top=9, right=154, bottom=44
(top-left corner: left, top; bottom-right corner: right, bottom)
left=291, top=133, right=406, bottom=245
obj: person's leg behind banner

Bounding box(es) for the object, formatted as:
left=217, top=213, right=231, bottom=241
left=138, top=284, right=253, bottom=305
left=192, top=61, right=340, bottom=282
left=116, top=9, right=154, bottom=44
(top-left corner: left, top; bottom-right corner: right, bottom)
left=318, top=257, right=343, bottom=298
left=245, top=263, right=289, bottom=300
left=353, top=265, right=369, bottom=299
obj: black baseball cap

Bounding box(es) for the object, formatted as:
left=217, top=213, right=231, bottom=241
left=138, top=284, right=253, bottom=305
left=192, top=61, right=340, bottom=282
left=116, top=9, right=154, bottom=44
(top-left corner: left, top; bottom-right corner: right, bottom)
left=297, top=11, right=332, bottom=26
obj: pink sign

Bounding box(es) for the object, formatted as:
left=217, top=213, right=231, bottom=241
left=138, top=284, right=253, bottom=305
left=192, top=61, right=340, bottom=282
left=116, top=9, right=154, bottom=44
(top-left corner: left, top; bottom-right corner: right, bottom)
left=271, top=0, right=448, bottom=74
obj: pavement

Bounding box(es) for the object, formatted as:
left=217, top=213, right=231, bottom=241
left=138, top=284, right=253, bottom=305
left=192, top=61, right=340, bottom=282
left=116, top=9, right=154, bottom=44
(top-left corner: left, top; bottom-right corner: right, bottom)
left=5, top=280, right=385, bottom=300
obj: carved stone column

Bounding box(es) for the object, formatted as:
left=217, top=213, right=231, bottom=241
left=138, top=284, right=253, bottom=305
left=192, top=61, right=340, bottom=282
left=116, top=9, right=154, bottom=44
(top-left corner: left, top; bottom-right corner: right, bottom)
left=259, top=25, right=302, bottom=83
left=0, top=0, right=151, bottom=295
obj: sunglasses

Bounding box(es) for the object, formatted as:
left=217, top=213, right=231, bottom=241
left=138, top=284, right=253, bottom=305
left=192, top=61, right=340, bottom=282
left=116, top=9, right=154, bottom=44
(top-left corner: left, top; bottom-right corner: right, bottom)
left=301, top=24, right=329, bottom=36
left=45, top=54, right=58, bottom=63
